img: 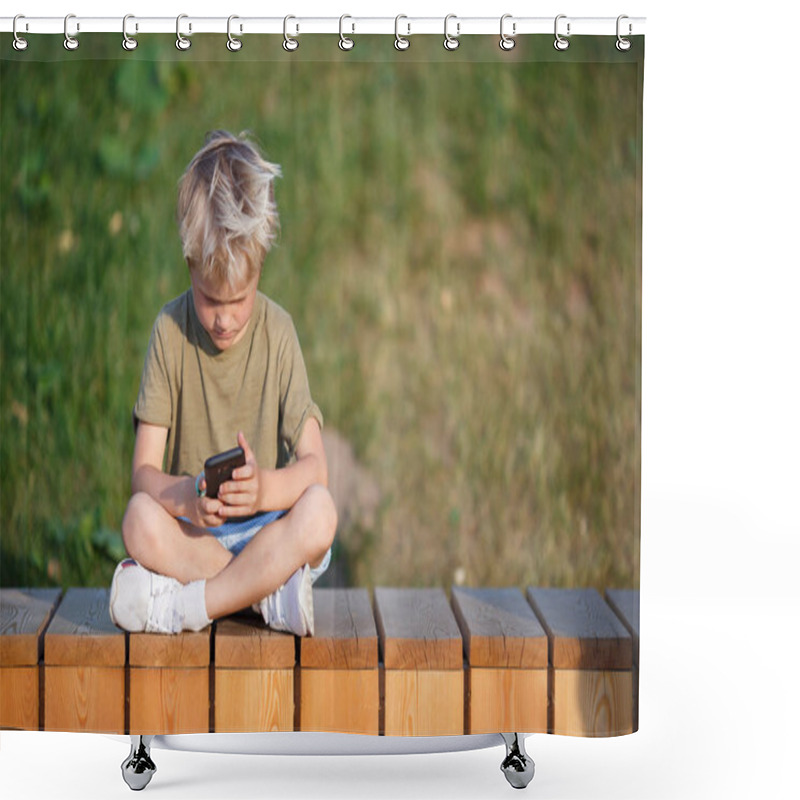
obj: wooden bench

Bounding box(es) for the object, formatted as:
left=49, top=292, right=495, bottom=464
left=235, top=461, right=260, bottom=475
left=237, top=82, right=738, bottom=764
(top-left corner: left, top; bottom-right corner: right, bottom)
left=1, top=585, right=638, bottom=736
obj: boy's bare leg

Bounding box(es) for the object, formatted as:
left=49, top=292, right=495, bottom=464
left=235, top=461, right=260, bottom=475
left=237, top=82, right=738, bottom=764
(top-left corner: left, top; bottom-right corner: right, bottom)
left=122, top=492, right=234, bottom=584
left=122, top=484, right=336, bottom=620
left=204, top=484, right=336, bottom=620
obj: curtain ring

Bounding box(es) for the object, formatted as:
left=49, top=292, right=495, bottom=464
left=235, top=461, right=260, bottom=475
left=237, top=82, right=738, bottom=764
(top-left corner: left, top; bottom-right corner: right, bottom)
left=616, top=15, right=632, bottom=51
left=122, top=14, right=138, bottom=51
left=176, top=13, right=191, bottom=50
left=499, top=14, right=515, bottom=51
left=554, top=14, right=570, bottom=51
left=283, top=15, right=299, bottom=51
left=227, top=15, right=242, bottom=51
left=13, top=15, right=29, bottom=51
left=64, top=13, right=79, bottom=50
left=394, top=15, right=410, bottom=51
left=339, top=14, right=354, bottom=51
left=444, top=14, right=460, bottom=51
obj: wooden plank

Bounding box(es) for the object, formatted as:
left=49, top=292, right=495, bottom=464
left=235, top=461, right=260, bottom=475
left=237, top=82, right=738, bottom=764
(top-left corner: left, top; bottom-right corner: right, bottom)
left=129, top=630, right=210, bottom=667
left=1, top=588, right=61, bottom=731
left=374, top=588, right=462, bottom=670
left=129, top=668, right=209, bottom=734
left=215, top=613, right=295, bottom=669
left=300, top=589, right=378, bottom=669
left=299, top=589, right=380, bottom=734
left=215, top=669, right=294, bottom=732
left=452, top=588, right=548, bottom=733
left=383, top=670, right=463, bottom=736
left=214, top=613, right=295, bottom=733
left=527, top=588, right=633, bottom=736
left=129, top=628, right=210, bottom=734
left=0, top=667, right=39, bottom=730
left=606, top=589, right=640, bottom=731
left=468, top=668, right=548, bottom=735
left=45, top=588, right=125, bottom=667
left=552, top=670, right=633, bottom=737
left=43, top=588, right=125, bottom=732
left=526, top=588, right=632, bottom=670
left=451, top=587, right=547, bottom=668
left=300, top=670, right=380, bottom=735
left=605, top=589, right=640, bottom=662
left=0, top=589, right=61, bottom=666
left=376, top=588, right=463, bottom=736
left=44, top=666, right=125, bottom=733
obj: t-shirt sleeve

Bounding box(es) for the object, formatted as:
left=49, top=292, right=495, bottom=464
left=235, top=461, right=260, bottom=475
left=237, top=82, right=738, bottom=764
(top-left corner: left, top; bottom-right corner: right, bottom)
left=132, top=313, right=173, bottom=430
left=277, top=317, right=323, bottom=458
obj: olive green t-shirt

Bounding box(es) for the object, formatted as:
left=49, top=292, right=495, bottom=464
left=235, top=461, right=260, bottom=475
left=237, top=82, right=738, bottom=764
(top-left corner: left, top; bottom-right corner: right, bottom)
left=133, top=288, right=322, bottom=480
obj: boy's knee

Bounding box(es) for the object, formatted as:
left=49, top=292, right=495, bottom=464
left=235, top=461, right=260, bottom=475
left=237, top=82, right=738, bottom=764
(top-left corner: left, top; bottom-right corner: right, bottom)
left=122, top=492, right=161, bottom=560
left=304, top=483, right=337, bottom=553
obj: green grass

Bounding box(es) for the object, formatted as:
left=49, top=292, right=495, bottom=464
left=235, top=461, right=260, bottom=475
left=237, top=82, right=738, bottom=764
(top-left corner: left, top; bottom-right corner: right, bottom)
left=1, top=35, right=641, bottom=591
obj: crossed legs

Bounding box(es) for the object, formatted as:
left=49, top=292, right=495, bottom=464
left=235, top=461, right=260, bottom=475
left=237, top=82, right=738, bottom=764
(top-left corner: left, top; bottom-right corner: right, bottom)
left=121, top=484, right=337, bottom=620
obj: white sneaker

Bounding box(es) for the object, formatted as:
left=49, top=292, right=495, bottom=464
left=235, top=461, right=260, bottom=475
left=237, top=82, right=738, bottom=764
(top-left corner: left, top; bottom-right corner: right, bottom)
left=109, top=559, right=185, bottom=634
left=253, top=565, right=314, bottom=636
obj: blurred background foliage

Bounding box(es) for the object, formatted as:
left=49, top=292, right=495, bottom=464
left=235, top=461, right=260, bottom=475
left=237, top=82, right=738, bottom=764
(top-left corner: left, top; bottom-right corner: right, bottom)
left=1, top=35, right=641, bottom=591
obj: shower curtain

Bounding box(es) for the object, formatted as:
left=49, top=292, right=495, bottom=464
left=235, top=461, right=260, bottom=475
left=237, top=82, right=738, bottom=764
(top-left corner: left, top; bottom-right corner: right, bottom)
left=1, top=20, right=643, bottom=748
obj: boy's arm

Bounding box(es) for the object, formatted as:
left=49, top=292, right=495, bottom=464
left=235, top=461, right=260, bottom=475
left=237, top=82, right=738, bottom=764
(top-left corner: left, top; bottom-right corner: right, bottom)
left=217, top=418, right=328, bottom=518
left=261, top=416, right=328, bottom=509
left=132, top=421, right=225, bottom=527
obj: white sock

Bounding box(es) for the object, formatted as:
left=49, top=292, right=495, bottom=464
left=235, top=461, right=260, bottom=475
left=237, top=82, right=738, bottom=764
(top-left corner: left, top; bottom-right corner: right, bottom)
left=179, top=580, right=212, bottom=632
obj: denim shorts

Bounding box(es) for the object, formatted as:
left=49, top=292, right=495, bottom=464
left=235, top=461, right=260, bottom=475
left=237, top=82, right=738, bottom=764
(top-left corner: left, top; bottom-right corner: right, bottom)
left=198, top=510, right=331, bottom=583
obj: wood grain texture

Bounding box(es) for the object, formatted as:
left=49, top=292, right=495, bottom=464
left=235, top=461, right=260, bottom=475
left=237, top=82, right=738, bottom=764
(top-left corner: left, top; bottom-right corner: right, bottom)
left=526, top=588, right=632, bottom=670
left=215, top=669, right=294, bottom=732
left=452, top=587, right=548, bottom=668
left=467, top=668, right=548, bottom=734
left=552, top=669, right=633, bottom=737
left=301, top=588, right=378, bottom=669
left=129, top=667, right=209, bottom=733
left=383, top=670, right=463, bottom=736
left=300, top=669, right=380, bottom=734
left=129, top=629, right=210, bottom=667
left=0, top=667, right=39, bottom=730
left=215, top=614, right=295, bottom=669
left=374, top=588, right=462, bottom=670
left=0, top=589, right=61, bottom=666
left=44, top=588, right=125, bottom=667
left=44, top=665, right=124, bottom=733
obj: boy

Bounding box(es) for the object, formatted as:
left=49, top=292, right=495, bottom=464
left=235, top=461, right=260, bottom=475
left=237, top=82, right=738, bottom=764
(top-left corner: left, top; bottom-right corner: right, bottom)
left=109, top=131, right=336, bottom=636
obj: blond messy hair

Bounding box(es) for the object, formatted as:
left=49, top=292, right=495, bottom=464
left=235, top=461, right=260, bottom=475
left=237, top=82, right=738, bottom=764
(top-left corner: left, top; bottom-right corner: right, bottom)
left=177, top=131, right=281, bottom=286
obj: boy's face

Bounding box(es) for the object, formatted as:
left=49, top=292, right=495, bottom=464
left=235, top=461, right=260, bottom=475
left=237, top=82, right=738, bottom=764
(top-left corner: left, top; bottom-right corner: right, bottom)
left=189, top=265, right=259, bottom=351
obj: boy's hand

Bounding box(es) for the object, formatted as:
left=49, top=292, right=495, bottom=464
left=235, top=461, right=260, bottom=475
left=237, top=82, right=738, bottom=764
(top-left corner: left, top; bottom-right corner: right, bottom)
left=217, top=431, right=262, bottom=518
left=191, top=474, right=226, bottom=528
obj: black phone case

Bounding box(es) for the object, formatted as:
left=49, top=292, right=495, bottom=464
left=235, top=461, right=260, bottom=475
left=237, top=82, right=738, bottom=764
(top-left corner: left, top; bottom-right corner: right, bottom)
left=204, top=446, right=246, bottom=499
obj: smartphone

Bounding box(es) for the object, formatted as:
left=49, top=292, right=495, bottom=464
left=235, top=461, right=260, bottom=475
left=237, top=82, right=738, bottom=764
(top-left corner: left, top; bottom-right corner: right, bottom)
left=203, top=446, right=246, bottom=499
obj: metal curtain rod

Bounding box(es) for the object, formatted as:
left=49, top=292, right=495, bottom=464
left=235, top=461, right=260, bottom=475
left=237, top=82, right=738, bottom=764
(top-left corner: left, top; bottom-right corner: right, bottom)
left=2, top=15, right=646, bottom=37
